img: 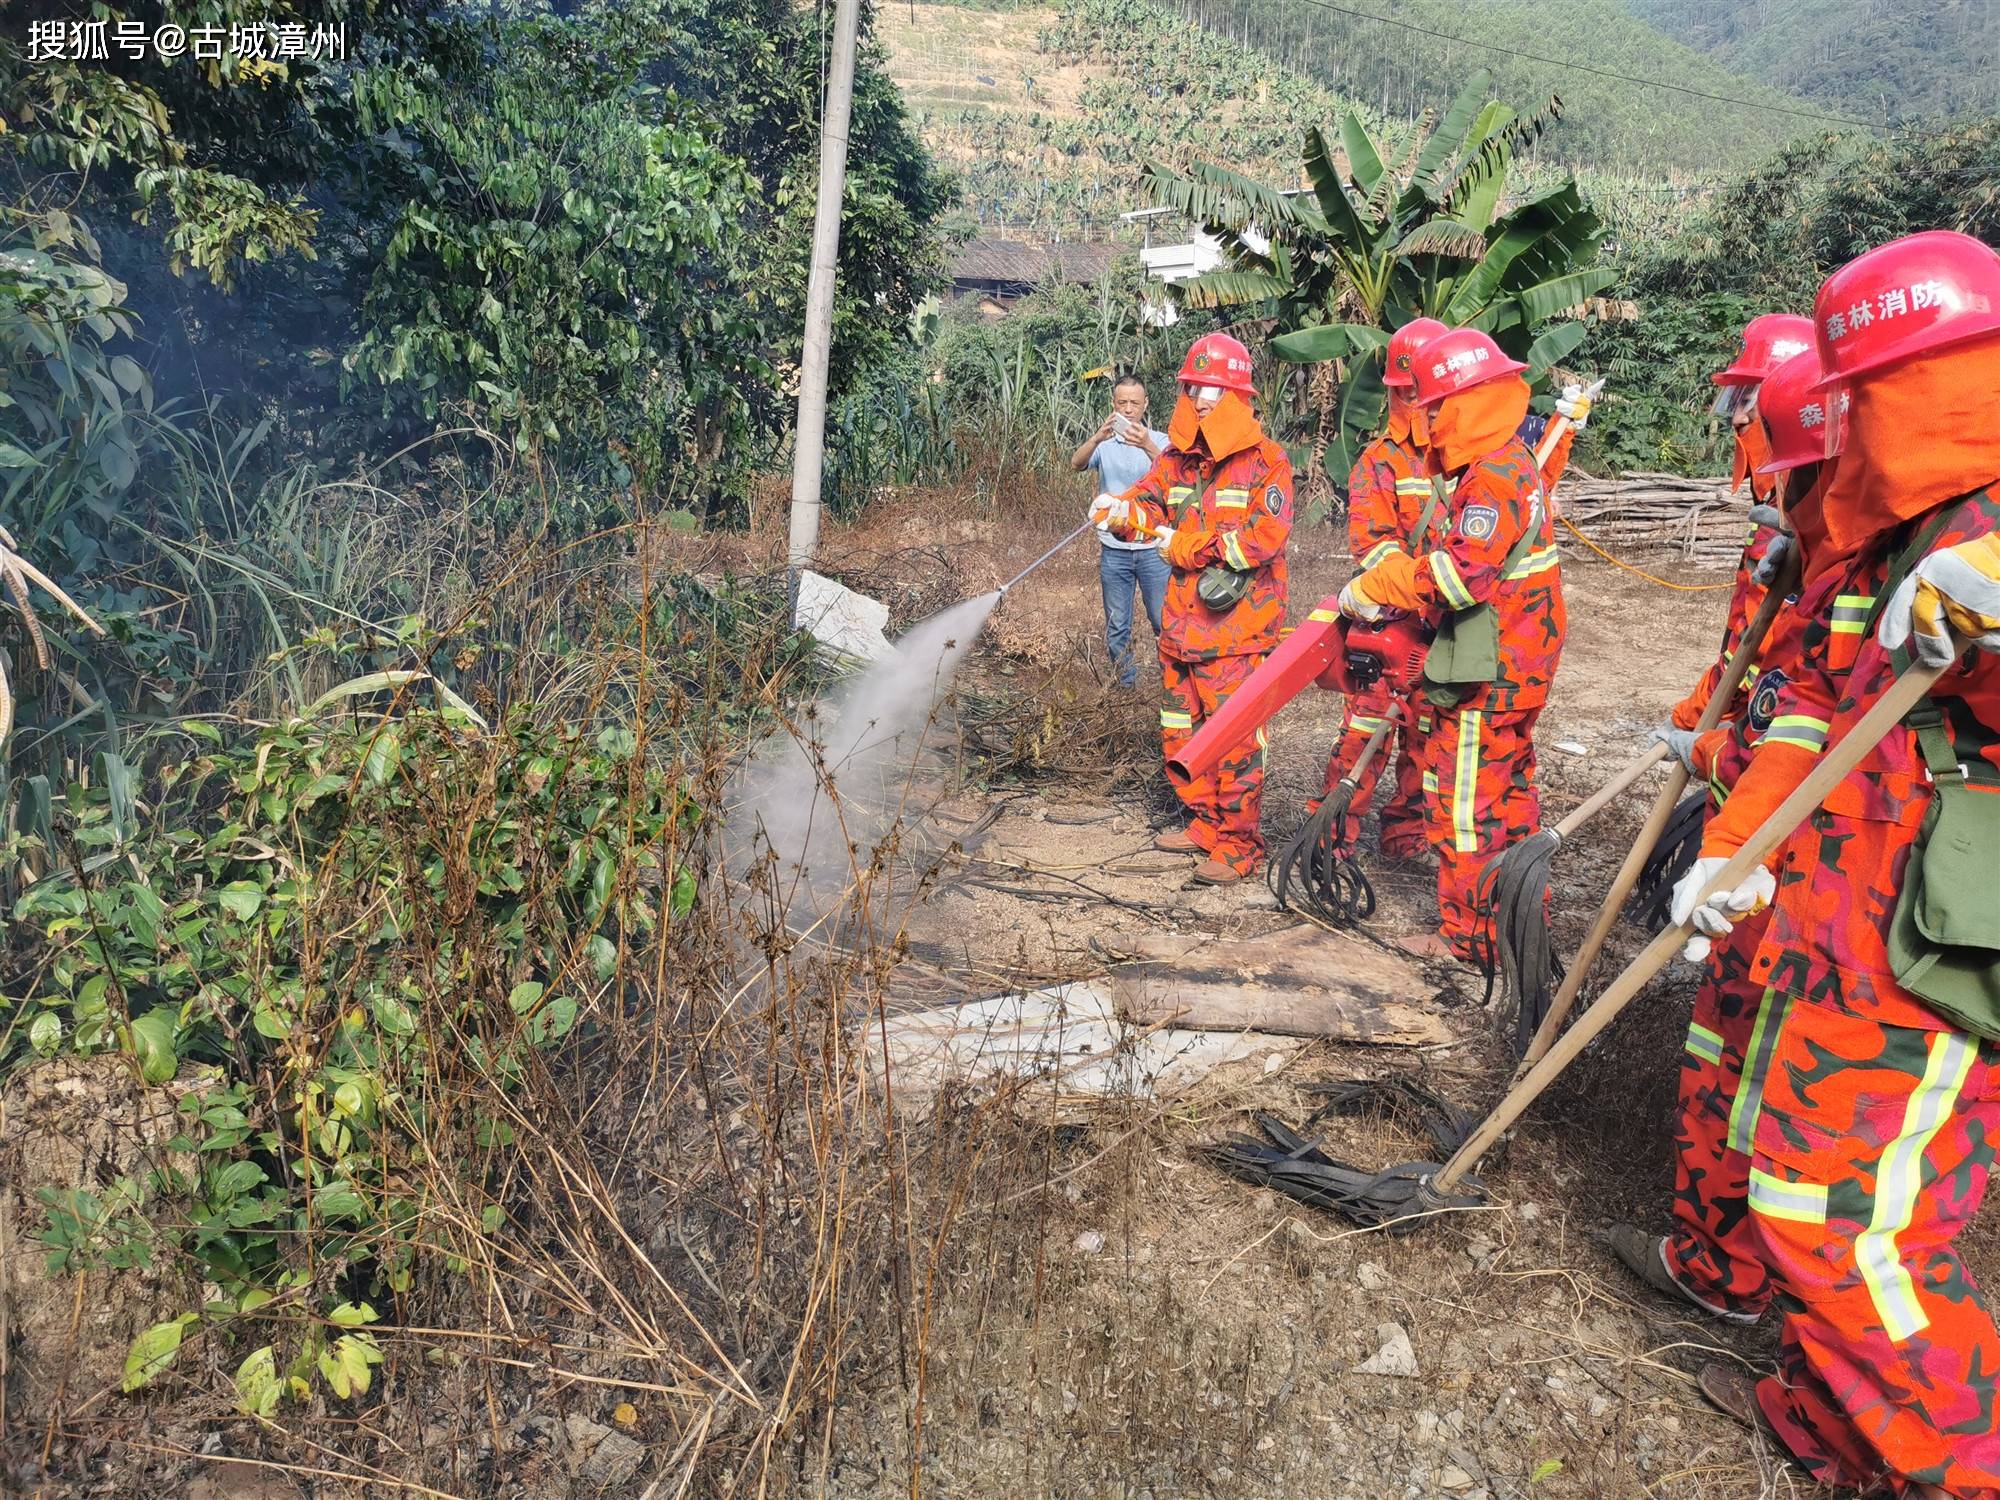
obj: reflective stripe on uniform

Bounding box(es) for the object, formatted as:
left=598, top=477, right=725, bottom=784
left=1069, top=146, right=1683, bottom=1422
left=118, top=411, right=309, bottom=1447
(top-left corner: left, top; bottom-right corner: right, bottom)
left=1215, top=487, right=1249, bottom=510
left=1394, top=479, right=1431, bottom=495
left=1727, top=990, right=1789, bottom=1156
left=1829, top=593, right=1876, bottom=635
left=1360, top=539, right=1403, bottom=569
left=1451, top=711, right=1482, bottom=853
left=1764, top=714, right=1830, bottom=753
left=1222, top=532, right=1251, bottom=571
left=1160, top=709, right=1193, bottom=730
left=1748, top=1167, right=1828, bottom=1224
left=1422, top=770, right=1438, bottom=794
left=1503, top=546, right=1561, bottom=580
left=1858, top=1030, right=1977, bottom=1342
left=1430, top=549, right=1477, bottom=610
left=1167, top=486, right=1195, bottom=517
left=1683, top=1022, right=1725, bottom=1067
left=1348, top=715, right=1389, bottom=734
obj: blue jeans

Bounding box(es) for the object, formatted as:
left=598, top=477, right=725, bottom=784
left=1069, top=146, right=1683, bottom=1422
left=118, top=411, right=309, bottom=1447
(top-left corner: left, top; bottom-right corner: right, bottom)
left=1099, top=543, right=1168, bottom=686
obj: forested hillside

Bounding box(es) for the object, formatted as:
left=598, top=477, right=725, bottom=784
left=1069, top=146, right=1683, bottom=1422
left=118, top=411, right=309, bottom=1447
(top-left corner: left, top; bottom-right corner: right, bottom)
left=1148, top=0, right=1813, bottom=170
left=1628, top=0, right=2000, bottom=124
left=885, top=0, right=1720, bottom=246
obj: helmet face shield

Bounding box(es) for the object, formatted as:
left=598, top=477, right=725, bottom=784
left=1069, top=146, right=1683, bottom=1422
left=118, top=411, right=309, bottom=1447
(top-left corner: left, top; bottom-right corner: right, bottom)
left=1712, top=382, right=1757, bottom=420
left=1182, top=382, right=1224, bottom=402
left=1823, top=382, right=1850, bottom=461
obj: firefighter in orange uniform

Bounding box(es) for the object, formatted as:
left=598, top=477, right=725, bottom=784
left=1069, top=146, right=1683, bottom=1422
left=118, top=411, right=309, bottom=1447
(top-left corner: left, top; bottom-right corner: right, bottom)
left=1669, top=231, right=2000, bottom=1496
left=1609, top=345, right=1849, bottom=1325
left=1317, top=317, right=1447, bottom=857
left=1337, top=328, right=1564, bottom=964
left=1668, top=313, right=1817, bottom=732
left=1102, top=332, right=1292, bottom=885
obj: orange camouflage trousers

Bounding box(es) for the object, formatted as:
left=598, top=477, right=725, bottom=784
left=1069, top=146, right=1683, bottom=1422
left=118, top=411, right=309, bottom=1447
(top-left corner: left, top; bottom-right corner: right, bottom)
left=1318, top=687, right=1429, bottom=857
left=1661, top=908, right=1780, bottom=1318
left=1746, top=1002, right=2000, bottom=1495
left=1423, top=704, right=1541, bottom=965
left=1160, top=652, right=1266, bottom=874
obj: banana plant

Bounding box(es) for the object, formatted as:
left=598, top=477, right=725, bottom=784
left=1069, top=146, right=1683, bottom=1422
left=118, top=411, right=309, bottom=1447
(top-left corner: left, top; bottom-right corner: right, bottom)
left=1142, top=70, right=1618, bottom=481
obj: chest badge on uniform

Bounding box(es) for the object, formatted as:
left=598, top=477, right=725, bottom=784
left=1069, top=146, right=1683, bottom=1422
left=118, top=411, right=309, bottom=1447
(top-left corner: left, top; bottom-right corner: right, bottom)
left=1460, top=505, right=1499, bottom=541
left=1747, top=668, right=1788, bottom=737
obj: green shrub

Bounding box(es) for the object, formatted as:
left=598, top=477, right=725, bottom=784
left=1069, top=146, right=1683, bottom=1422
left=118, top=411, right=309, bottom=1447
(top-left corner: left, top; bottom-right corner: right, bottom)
left=9, top=697, right=697, bottom=1407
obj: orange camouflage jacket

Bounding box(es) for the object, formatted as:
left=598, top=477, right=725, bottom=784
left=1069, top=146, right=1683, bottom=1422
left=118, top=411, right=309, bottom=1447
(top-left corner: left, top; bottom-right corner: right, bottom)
left=1120, top=437, right=1293, bottom=662
left=1733, top=491, right=2000, bottom=1029
left=1407, top=436, right=1566, bottom=713
left=1347, top=432, right=1438, bottom=568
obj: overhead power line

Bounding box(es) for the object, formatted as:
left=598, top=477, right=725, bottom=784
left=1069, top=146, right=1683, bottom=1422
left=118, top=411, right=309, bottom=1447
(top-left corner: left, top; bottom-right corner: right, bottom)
left=1274, top=0, right=1882, bottom=131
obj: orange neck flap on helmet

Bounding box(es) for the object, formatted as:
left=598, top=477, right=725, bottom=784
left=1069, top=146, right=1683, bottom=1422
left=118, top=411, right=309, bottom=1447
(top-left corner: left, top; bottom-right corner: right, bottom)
left=1731, top=419, right=1774, bottom=499
left=1426, top=376, right=1529, bottom=473
left=1383, top=387, right=1417, bottom=445
left=1168, top=388, right=1264, bottom=461
left=1782, top=459, right=1842, bottom=588
left=1818, top=335, right=2000, bottom=554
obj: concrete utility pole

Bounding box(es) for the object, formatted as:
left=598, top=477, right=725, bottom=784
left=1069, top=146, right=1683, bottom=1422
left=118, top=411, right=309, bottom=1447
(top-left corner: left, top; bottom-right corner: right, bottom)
left=787, top=0, right=863, bottom=573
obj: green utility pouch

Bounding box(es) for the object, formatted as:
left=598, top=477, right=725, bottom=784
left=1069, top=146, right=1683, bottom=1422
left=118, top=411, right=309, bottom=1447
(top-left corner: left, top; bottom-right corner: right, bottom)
left=1885, top=707, right=2000, bottom=1038
left=1421, top=477, right=1539, bottom=709
left=1866, top=495, right=2000, bottom=1037
left=1195, top=562, right=1253, bottom=611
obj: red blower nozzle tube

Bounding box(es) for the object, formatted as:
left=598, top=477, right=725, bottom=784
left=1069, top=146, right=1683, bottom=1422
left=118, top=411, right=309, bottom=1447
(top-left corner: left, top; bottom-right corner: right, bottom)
left=1165, top=604, right=1432, bottom=791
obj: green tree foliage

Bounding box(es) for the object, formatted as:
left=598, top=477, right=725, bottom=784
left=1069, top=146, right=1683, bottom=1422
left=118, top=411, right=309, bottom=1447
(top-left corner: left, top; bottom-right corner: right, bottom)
left=1629, top=0, right=2000, bottom=126
left=1146, top=72, right=1616, bottom=478
left=1576, top=119, right=2000, bottom=472
left=1102, top=0, right=1808, bottom=171
left=638, top=0, right=953, bottom=409
left=341, top=28, right=766, bottom=496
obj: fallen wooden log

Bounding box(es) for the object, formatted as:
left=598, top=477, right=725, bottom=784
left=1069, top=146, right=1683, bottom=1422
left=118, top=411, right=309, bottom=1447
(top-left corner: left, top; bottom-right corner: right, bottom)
left=1101, top=926, right=1454, bottom=1045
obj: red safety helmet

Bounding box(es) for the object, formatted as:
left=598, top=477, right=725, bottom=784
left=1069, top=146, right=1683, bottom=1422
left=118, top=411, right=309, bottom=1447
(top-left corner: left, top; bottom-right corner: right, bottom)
left=1812, top=229, right=2000, bottom=385
left=1410, top=328, right=1527, bottom=407
left=1712, top=313, right=1814, bottom=386
left=1754, top=349, right=1842, bottom=475
left=1178, top=332, right=1256, bottom=395
left=1383, top=317, right=1449, bottom=389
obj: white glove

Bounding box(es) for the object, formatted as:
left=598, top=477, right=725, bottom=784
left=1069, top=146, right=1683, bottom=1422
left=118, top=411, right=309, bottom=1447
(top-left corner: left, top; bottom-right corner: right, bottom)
left=1088, top=492, right=1123, bottom=526
left=1555, top=382, right=1592, bottom=429
left=1647, top=724, right=1700, bottom=773
left=1878, top=538, right=2000, bottom=667
left=1668, top=856, right=1776, bottom=963
left=1752, top=532, right=1793, bottom=589
left=1337, top=579, right=1383, bottom=622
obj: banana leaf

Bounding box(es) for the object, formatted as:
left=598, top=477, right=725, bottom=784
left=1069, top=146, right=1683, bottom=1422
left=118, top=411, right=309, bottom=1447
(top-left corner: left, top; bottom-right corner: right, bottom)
left=1270, top=322, right=1390, bottom=364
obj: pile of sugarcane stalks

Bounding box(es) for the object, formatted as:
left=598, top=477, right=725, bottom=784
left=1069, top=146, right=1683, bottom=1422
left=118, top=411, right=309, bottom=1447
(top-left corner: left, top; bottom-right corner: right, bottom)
left=1559, top=472, right=1747, bottom=567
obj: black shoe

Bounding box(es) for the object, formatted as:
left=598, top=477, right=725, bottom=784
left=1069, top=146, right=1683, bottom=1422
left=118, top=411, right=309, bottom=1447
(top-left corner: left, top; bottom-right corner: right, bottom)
left=1606, top=1224, right=1762, bottom=1326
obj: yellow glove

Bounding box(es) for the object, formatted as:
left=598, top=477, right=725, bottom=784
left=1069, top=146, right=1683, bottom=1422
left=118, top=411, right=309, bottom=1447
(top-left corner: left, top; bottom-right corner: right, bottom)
left=1343, top=551, right=1426, bottom=616
left=1879, top=533, right=2000, bottom=666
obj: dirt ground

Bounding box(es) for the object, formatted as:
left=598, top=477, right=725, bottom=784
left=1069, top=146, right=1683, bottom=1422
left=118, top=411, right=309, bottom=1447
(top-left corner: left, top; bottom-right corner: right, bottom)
left=793, top=490, right=2000, bottom=1500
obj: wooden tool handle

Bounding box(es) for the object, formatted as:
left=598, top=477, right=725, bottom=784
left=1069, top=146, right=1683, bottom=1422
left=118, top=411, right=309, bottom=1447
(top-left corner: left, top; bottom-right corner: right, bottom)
left=1336, top=718, right=1395, bottom=789
left=1550, top=743, right=1671, bottom=839
left=1515, top=550, right=1800, bottom=1068
left=1434, top=650, right=1949, bottom=1192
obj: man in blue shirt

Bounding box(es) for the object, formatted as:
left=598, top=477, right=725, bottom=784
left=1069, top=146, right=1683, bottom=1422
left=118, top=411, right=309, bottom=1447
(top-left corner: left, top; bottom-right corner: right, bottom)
left=1072, top=373, right=1170, bottom=688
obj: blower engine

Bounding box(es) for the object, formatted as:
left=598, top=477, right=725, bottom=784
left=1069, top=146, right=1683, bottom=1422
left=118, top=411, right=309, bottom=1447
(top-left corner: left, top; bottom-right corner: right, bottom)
left=1315, top=612, right=1434, bottom=697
